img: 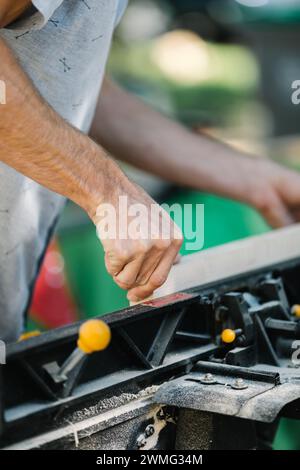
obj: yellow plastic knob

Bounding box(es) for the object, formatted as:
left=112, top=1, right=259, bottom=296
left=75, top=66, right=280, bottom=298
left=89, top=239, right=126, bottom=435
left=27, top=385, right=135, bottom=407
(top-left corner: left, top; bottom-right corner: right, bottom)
left=221, top=328, right=236, bottom=344
left=291, top=305, right=300, bottom=318
left=77, top=319, right=111, bottom=354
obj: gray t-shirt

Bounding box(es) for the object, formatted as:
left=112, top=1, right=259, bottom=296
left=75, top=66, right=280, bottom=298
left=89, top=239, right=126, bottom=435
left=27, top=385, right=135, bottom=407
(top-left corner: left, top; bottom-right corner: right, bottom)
left=0, top=0, right=128, bottom=341
left=0, top=0, right=127, bottom=132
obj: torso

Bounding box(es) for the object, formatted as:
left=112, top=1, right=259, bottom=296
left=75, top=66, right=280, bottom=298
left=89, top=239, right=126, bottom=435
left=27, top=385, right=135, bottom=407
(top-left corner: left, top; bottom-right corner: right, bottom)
left=0, top=0, right=127, bottom=132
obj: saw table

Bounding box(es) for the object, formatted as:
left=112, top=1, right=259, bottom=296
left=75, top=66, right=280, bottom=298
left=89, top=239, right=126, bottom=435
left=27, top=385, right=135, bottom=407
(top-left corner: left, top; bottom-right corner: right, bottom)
left=1, top=225, right=300, bottom=450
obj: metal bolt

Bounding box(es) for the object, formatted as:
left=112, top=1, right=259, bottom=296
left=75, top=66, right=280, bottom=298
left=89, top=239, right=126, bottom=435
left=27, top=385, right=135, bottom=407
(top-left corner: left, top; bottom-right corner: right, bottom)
left=145, top=425, right=155, bottom=437
left=136, top=435, right=147, bottom=448
left=231, top=378, right=248, bottom=390
left=156, top=406, right=174, bottom=421
left=156, top=408, right=165, bottom=420
left=199, top=373, right=217, bottom=385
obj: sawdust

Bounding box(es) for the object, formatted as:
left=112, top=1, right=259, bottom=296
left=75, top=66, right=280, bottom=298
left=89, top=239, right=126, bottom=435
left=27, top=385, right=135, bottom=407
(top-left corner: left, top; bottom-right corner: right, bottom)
left=68, top=385, right=160, bottom=423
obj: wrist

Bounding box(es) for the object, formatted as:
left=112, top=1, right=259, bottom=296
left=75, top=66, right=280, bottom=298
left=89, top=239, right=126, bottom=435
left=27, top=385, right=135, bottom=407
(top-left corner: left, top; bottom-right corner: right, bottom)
left=79, top=145, right=129, bottom=224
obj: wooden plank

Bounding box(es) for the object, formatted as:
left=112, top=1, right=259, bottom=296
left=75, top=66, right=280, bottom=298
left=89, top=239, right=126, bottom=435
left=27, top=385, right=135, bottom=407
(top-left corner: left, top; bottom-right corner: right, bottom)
left=154, top=224, right=300, bottom=298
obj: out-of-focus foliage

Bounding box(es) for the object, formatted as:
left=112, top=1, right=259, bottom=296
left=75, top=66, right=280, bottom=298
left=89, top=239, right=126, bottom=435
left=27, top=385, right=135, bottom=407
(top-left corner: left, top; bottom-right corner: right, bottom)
left=108, top=28, right=262, bottom=131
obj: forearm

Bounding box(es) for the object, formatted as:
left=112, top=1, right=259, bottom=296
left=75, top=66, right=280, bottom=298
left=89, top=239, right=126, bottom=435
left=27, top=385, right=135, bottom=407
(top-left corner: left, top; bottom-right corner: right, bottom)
left=0, top=39, right=126, bottom=220
left=90, top=78, right=251, bottom=203
left=0, top=0, right=31, bottom=28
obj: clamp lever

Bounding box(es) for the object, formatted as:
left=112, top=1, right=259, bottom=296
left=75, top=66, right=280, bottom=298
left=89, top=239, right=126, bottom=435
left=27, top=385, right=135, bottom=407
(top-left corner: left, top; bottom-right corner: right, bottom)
left=43, top=319, right=111, bottom=384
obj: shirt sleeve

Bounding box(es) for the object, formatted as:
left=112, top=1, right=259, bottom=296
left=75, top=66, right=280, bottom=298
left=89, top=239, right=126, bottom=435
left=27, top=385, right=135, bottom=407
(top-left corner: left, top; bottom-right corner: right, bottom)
left=4, top=0, right=64, bottom=32
left=114, top=0, right=128, bottom=27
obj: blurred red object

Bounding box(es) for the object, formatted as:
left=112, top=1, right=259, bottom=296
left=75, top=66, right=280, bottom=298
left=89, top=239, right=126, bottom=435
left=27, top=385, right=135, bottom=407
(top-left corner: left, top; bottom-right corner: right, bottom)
left=30, top=240, right=79, bottom=329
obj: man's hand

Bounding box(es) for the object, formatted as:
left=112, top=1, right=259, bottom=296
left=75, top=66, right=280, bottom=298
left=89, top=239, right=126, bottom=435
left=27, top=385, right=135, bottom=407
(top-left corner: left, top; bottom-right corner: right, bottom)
left=94, top=174, right=183, bottom=302
left=234, top=157, right=300, bottom=228
left=0, top=38, right=181, bottom=302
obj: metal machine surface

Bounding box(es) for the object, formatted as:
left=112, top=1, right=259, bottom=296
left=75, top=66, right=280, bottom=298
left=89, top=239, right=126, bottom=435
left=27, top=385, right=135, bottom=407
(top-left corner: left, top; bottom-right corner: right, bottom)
left=1, top=227, right=300, bottom=450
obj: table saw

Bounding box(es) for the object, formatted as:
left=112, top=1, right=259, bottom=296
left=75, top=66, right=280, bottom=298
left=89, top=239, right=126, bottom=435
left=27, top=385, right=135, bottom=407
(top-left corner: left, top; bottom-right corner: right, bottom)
left=1, top=225, right=300, bottom=450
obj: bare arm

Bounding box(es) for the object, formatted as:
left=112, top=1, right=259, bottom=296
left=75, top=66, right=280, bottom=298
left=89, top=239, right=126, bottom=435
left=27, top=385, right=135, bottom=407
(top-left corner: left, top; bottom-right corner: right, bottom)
left=91, top=78, right=300, bottom=228
left=91, top=78, right=245, bottom=198
left=0, top=38, right=182, bottom=301
left=0, top=0, right=32, bottom=28
left=0, top=38, right=118, bottom=219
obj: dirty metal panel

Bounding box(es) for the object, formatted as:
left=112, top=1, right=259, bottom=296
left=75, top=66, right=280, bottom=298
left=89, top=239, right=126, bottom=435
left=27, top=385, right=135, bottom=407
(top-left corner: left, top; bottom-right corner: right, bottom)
left=154, top=364, right=300, bottom=423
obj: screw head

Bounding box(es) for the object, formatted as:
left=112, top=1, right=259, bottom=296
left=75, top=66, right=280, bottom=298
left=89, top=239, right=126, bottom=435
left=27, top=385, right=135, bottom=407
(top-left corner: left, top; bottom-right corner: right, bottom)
left=145, top=425, right=155, bottom=437
left=199, top=373, right=217, bottom=384
left=231, top=378, right=248, bottom=390
left=136, top=435, right=147, bottom=448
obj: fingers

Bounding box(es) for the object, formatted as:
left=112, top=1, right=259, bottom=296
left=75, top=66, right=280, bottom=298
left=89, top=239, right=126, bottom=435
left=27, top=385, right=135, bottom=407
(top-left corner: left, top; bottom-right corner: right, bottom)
left=105, top=235, right=182, bottom=295
left=259, top=165, right=300, bottom=227
left=113, top=255, right=145, bottom=289
left=104, top=250, right=129, bottom=277
left=263, top=199, right=294, bottom=228
left=100, top=189, right=183, bottom=300
left=276, top=169, right=300, bottom=223
left=135, top=246, right=165, bottom=286
left=254, top=191, right=295, bottom=228
left=173, top=253, right=181, bottom=264
left=290, top=207, right=300, bottom=222
left=106, top=244, right=165, bottom=291
left=127, top=239, right=182, bottom=302
left=278, top=169, right=300, bottom=205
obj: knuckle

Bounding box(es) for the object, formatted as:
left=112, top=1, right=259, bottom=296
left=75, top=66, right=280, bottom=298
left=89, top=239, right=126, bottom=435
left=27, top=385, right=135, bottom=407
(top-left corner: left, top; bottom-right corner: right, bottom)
left=151, top=273, right=167, bottom=288
left=106, top=265, right=116, bottom=276
left=155, top=239, right=171, bottom=251
left=135, top=243, right=148, bottom=256
left=115, top=249, right=129, bottom=263
left=137, top=274, right=149, bottom=286
left=252, top=190, right=274, bottom=213
left=114, top=276, right=133, bottom=289
left=105, top=258, right=118, bottom=276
